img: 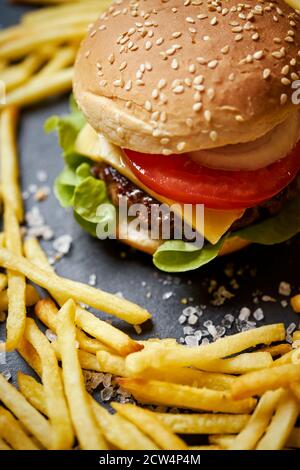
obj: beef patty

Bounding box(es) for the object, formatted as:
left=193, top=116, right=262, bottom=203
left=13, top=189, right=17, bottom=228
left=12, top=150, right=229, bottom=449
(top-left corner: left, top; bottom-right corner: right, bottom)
left=92, top=164, right=300, bottom=235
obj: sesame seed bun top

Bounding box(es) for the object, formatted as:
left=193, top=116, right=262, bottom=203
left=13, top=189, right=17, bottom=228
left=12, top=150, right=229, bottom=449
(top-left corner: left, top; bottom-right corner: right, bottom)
left=74, top=0, right=300, bottom=155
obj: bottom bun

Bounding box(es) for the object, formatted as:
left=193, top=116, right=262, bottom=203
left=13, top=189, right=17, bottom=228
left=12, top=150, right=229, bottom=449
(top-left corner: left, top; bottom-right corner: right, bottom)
left=117, top=221, right=251, bottom=257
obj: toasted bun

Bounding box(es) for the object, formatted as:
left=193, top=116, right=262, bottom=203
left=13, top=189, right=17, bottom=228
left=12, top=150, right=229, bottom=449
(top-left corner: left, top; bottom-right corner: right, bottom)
left=74, top=0, right=300, bottom=155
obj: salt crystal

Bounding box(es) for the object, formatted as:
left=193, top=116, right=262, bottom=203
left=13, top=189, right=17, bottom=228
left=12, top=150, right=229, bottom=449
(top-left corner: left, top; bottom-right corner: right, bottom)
left=53, top=235, right=72, bottom=255
left=183, top=326, right=194, bottom=335
left=115, top=291, right=124, bottom=298
left=26, top=206, right=44, bottom=227
left=179, top=337, right=185, bottom=343
left=141, top=281, right=147, bottom=287
left=215, top=325, right=226, bottom=337
left=2, top=369, right=11, bottom=381
left=203, top=320, right=212, bottom=328
left=239, top=307, right=251, bottom=321
left=188, top=314, right=198, bottom=325
left=28, top=184, right=38, bottom=194
left=201, top=338, right=210, bottom=345
left=287, top=323, right=296, bottom=335
left=88, top=274, right=97, bottom=286
left=101, top=386, right=114, bottom=401
left=207, top=324, right=218, bottom=338
left=45, top=329, right=57, bottom=342
left=134, top=325, right=142, bottom=335
left=194, top=330, right=202, bottom=340
left=185, top=335, right=199, bottom=347
left=182, top=306, right=198, bottom=316
left=253, top=308, right=264, bottom=321
left=103, top=374, right=112, bottom=388
left=281, top=300, right=288, bottom=308
left=162, top=291, right=173, bottom=300
left=279, top=281, right=291, bottom=296
left=178, top=314, right=186, bottom=324
left=36, top=170, right=48, bottom=182
left=224, top=313, right=235, bottom=323
left=0, top=348, right=6, bottom=365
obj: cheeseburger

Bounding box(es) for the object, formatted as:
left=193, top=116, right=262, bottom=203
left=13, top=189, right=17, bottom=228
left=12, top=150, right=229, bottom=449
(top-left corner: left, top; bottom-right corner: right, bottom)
left=48, top=0, right=300, bottom=272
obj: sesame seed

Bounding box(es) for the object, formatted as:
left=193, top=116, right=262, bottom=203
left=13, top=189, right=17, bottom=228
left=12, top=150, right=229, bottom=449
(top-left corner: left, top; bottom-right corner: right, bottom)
left=272, top=50, right=283, bottom=59
left=144, top=100, right=152, bottom=111
left=280, top=94, right=288, bottom=105
left=151, top=111, right=160, bottom=121
left=119, top=61, right=127, bottom=71
left=203, top=35, right=210, bottom=41
left=160, top=137, right=170, bottom=145
left=186, top=17, right=195, bottom=24
left=136, top=79, right=145, bottom=86
left=136, top=70, right=143, bottom=80
left=235, top=34, right=243, bottom=41
left=113, top=79, right=124, bottom=87
left=108, top=53, right=115, bottom=64
left=208, top=60, right=218, bottom=69
left=253, top=50, right=264, bottom=60
left=196, top=57, right=207, bottom=65
left=177, top=141, right=186, bottom=151
left=197, top=14, right=208, bottom=20
left=173, top=85, right=184, bottom=94
left=229, top=73, right=235, bottom=81
left=117, top=127, right=125, bottom=138
left=128, top=27, right=136, bottom=36
left=204, top=110, right=212, bottom=122
left=193, top=91, right=201, bottom=102
left=189, top=27, right=197, bottom=34
left=85, top=51, right=90, bottom=58
left=291, top=72, right=300, bottom=80
left=125, top=80, right=132, bottom=91
left=158, top=79, right=167, bottom=89
left=193, top=102, right=202, bottom=112
left=263, top=68, right=271, bottom=79
left=160, top=111, right=167, bottom=122
left=281, top=77, right=291, bottom=86
left=252, top=32, right=259, bottom=41
left=290, top=58, right=297, bottom=66
left=185, top=78, right=192, bottom=87
left=166, top=47, right=176, bottom=56
left=171, top=58, right=179, bottom=70
left=99, top=25, right=106, bottom=31
left=232, top=26, right=243, bottom=33
left=207, top=88, right=215, bottom=100
left=162, top=149, right=172, bottom=156
left=145, top=41, right=152, bottom=50
left=152, top=89, right=159, bottom=100
left=221, top=45, right=230, bottom=54
left=126, top=101, right=132, bottom=109
left=235, top=115, right=244, bottom=122
left=186, top=118, right=193, bottom=128
left=189, top=64, right=196, bottom=74
left=285, top=36, right=294, bottom=43
left=159, top=93, right=168, bottom=104
left=90, top=30, right=97, bottom=38
left=194, top=75, right=204, bottom=85
left=281, top=65, right=290, bottom=75
left=99, top=79, right=107, bottom=87
left=156, top=37, right=164, bottom=45
left=209, top=130, right=218, bottom=142
left=172, top=32, right=182, bottom=38
left=211, top=17, right=218, bottom=25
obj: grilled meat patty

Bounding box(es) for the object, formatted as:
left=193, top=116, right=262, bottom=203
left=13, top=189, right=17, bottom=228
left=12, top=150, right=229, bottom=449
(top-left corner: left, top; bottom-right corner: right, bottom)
left=92, top=164, right=300, bottom=236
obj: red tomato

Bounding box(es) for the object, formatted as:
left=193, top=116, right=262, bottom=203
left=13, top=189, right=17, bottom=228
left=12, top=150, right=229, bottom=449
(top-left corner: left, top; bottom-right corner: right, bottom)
left=124, top=142, right=300, bottom=210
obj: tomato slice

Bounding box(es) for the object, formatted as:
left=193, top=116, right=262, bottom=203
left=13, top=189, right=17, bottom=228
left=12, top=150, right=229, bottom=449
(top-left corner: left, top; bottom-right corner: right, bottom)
left=124, top=142, right=300, bottom=210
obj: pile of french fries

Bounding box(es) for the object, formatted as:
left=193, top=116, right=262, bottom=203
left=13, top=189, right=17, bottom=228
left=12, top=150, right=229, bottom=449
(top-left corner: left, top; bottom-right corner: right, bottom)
left=0, top=0, right=112, bottom=109
left=0, top=0, right=300, bottom=452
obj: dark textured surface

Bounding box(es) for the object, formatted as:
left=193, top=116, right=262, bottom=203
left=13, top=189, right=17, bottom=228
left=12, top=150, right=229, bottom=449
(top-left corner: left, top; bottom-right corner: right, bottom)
left=0, top=0, right=300, bottom=388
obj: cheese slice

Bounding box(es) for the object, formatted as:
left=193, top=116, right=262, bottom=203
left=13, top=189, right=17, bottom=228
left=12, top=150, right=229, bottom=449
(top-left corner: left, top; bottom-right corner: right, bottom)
left=75, top=124, right=245, bottom=245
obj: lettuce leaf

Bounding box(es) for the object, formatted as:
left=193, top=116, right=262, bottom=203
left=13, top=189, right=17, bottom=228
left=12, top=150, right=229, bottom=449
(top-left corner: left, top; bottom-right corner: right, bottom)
left=154, top=195, right=300, bottom=272
left=46, top=98, right=116, bottom=238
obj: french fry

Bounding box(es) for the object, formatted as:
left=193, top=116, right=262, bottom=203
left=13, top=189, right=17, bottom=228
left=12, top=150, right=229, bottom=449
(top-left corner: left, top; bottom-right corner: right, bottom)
left=4, top=206, right=26, bottom=351
left=51, top=340, right=103, bottom=372
left=209, top=435, right=235, bottom=449
left=18, top=372, right=48, bottom=416
left=291, top=294, right=300, bottom=313
left=0, top=284, right=39, bottom=311
left=273, top=350, right=293, bottom=366
left=0, top=247, right=151, bottom=324
left=291, top=347, right=300, bottom=364
left=0, top=406, right=39, bottom=450
left=5, top=67, right=74, bottom=108
left=90, top=398, right=159, bottom=451
left=287, top=428, right=300, bottom=448
left=256, top=390, right=299, bottom=450
left=112, top=403, right=187, bottom=450
left=0, top=25, right=88, bottom=61
left=24, top=238, right=144, bottom=352
left=231, top=363, right=300, bottom=399
left=260, top=343, right=292, bottom=357
left=155, top=413, right=249, bottom=435
left=125, top=324, right=285, bottom=373
left=227, top=390, right=283, bottom=450
left=200, top=351, right=273, bottom=374
left=293, top=331, right=300, bottom=341
left=0, top=107, right=23, bottom=221
left=25, top=318, right=74, bottom=449
left=35, top=299, right=112, bottom=354
left=56, top=299, right=108, bottom=450
left=290, top=382, right=300, bottom=401
left=189, top=445, right=221, bottom=450
left=0, top=437, right=11, bottom=450
left=1, top=54, right=45, bottom=92
left=36, top=47, right=76, bottom=78
left=17, top=337, right=42, bottom=376
left=117, top=378, right=256, bottom=414
left=0, top=273, right=7, bottom=292
left=0, top=372, right=52, bottom=449
left=97, top=350, right=236, bottom=390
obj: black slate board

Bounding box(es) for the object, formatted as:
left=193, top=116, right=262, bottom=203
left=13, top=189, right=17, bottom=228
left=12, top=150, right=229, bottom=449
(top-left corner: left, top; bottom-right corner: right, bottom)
left=0, top=0, right=300, bottom=389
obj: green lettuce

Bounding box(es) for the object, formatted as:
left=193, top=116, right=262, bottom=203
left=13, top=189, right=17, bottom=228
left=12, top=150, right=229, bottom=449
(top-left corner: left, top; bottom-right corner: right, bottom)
left=45, top=99, right=116, bottom=237
left=154, top=195, right=300, bottom=272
